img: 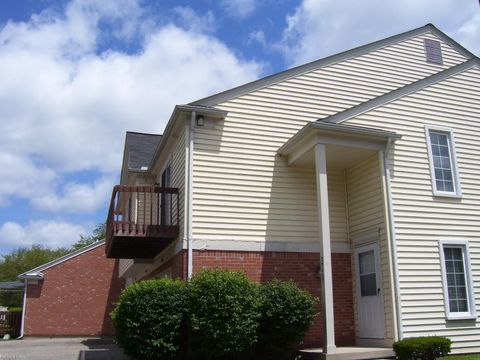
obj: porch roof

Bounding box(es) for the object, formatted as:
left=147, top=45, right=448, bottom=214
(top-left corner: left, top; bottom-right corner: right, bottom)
left=277, top=122, right=401, bottom=168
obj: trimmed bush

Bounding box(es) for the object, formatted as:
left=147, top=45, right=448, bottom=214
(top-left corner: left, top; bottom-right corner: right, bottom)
left=7, top=307, right=22, bottom=313
left=111, top=278, right=188, bottom=360
left=393, top=336, right=452, bottom=360
left=255, top=279, right=317, bottom=360
left=188, top=269, right=262, bottom=360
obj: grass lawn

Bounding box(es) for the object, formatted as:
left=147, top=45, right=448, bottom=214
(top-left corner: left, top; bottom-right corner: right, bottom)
left=441, top=356, right=480, bottom=360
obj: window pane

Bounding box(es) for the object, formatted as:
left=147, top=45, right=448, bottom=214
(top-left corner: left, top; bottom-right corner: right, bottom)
left=449, top=300, right=458, bottom=313
left=441, top=157, right=451, bottom=169
left=438, top=134, right=448, bottom=146
left=360, top=273, right=377, bottom=297
left=436, top=180, right=445, bottom=192
left=359, top=251, right=375, bottom=274
left=440, top=145, right=449, bottom=156
left=443, top=170, right=452, bottom=181
left=451, top=248, right=462, bottom=260
left=458, top=300, right=468, bottom=312
left=444, top=181, right=454, bottom=192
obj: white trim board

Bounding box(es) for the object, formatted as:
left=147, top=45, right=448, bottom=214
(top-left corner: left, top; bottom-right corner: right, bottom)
left=185, top=239, right=351, bottom=253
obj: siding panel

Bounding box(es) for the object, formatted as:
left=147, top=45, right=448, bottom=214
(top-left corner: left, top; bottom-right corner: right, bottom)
left=346, top=66, right=480, bottom=352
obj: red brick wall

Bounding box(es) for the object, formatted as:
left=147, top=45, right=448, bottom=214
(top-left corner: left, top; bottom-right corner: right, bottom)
left=145, top=249, right=354, bottom=347
left=24, top=244, right=125, bottom=336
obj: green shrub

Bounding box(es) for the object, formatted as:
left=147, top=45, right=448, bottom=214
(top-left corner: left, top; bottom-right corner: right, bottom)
left=7, top=307, right=22, bottom=313
left=188, top=269, right=262, bottom=360
left=111, top=278, right=188, bottom=360
left=393, top=336, right=452, bottom=360
left=255, top=279, right=317, bottom=360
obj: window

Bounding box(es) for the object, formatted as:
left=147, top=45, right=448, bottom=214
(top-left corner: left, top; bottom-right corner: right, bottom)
left=425, top=126, right=461, bottom=197
left=439, top=241, right=476, bottom=320
left=424, top=39, right=443, bottom=65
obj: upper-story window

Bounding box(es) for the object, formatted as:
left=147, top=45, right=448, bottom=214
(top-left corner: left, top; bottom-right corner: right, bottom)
left=425, top=126, right=461, bottom=197
left=439, top=241, right=476, bottom=320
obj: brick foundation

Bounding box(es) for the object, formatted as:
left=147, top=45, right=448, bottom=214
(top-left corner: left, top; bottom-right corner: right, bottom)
left=146, top=249, right=355, bottom=347
left=24, top=244, right=125, bottom=336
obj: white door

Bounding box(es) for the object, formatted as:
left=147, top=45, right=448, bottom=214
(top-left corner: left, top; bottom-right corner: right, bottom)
left=354, top=243, right=385, bottom=339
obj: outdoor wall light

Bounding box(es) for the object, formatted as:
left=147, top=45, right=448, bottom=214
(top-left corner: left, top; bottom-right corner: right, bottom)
left=196, top=114, right=205, bottom=126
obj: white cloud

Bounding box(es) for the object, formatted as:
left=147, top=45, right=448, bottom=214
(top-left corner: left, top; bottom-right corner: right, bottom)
left=31, top=176, right=115, bottom=213
left=248, top=30, right=267, bottom=46
left=172, top=6, right=217, bottom=33
left=0, top=220, right=90, bottom=249
left=279, top=0, right=480, bottom=66
left=0, top=0, right=262, bottom=215
left=220, top=0, right=257, bottom=19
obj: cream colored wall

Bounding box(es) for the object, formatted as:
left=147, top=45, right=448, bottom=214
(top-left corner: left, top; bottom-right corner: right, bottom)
left=346, top=155, right=395, bottom=343
left=192, top=31, right=464, bottom=248
left=345, top=65, right=480, bottom=353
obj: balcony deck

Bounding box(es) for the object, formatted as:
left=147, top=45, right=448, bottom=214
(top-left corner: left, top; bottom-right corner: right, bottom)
left=106, top=185, right=179, bottom=259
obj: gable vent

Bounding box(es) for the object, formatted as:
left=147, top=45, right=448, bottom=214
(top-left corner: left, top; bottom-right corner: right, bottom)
left=424, top=39, right=443, bottom=65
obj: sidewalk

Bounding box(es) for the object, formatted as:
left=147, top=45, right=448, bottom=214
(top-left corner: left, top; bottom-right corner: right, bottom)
left=0, top=337, right=129, bottom=360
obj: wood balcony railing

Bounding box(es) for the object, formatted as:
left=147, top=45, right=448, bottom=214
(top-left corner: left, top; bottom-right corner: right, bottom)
left=106, top=185, right=180, bottom=259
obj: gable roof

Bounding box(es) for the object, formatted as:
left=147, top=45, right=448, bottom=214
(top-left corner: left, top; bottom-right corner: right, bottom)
left=18, top=241, right=105, bottom=280
left=190, top=24, right=475, bottom=107
left=320, top=57, right=480, bottom=124
left=125, top=131, right=162, bottom=171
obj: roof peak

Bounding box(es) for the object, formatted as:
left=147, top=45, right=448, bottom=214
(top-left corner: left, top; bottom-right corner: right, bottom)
left=190, top=24, right=474, bottom=107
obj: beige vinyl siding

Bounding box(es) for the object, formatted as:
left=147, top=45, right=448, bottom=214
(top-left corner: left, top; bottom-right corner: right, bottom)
left=119, top=258, right=134, bottom=277
left=192, top=32, right=464, bottom=245
left=345, top=65, right=480, bottom=353
left=346, top=155, right=394, bottom=342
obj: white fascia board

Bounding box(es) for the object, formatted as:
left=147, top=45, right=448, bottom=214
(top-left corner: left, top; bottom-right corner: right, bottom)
left=17, top=240, right=105, bottom=279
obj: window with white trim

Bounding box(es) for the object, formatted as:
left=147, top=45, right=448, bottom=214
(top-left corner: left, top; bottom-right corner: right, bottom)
left=425, top=126, right=461, bottom=197
left=440, top=242, right=476, bottom=320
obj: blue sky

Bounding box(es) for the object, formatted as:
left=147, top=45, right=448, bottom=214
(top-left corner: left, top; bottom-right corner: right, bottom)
left=0, top=0, right=479, bottom=255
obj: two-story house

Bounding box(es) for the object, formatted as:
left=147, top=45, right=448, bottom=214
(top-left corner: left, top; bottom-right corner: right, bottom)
left=105, top=24, right=480, bottom=357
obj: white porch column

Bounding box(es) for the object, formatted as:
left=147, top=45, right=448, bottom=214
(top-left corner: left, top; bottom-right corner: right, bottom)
left=314, top=143, right=336, bottom=354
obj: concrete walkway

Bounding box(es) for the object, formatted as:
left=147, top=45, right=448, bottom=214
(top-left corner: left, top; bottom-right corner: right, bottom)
left=0, top=337, right=129, bottom=360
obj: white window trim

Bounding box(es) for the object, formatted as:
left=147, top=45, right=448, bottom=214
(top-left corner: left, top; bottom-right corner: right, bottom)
left=438, top=240, right=476, bottom=320
left=425, top=125, right=462, bottom=198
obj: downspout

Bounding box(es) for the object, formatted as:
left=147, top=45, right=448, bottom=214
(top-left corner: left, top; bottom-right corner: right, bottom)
left=383, top=137, right=403, bottom=340
left=187, top=111, right=195, bottom=279
left=18, top=279, right=27, bottom=339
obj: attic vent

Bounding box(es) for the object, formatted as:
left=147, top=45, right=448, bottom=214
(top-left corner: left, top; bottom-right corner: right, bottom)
left=424, top=39, right=443, bottom=65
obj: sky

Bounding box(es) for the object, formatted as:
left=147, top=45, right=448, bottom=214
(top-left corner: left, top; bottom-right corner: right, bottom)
left=0, top=0, right=479, bottom=255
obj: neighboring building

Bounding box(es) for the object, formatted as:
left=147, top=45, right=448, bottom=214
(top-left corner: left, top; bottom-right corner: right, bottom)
left=19, top=241, right=124, bottom=337
left=105, top=24, right=480, bottom=355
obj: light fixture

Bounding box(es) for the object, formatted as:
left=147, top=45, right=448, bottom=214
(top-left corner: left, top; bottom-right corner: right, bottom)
left=196, top=114, right=205, bottom=126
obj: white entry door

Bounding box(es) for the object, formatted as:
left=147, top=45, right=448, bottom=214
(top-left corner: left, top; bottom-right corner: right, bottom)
left=354, top=243, right=385, bottom=339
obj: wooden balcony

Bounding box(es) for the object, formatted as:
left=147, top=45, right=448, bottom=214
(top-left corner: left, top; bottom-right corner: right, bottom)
left=106, top=185, right=179, bottom=259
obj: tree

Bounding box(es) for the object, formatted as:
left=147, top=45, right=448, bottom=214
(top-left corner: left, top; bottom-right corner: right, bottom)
left=0, top=245, right=70, bottom=282
left=72, top=222, right=106, bottom=251
left=0, top=222, right=106, bottom=307
left=0, top=245, right=70, bottom=308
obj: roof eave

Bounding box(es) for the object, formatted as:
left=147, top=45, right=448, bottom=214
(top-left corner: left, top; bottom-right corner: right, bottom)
left=278, top=122, right=401, bottom=156
left=147, top=105, right=228, bottom=171
left=190, top=24, right=474, bottom=107
left=17, top=240, right=106, bottom=279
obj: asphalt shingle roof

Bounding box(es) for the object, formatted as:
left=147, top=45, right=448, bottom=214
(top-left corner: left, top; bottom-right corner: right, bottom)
left=126, top=132, right=162, bottom=171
